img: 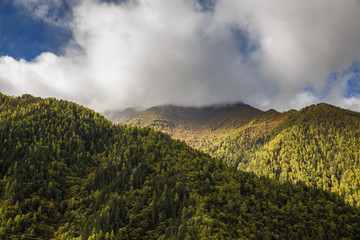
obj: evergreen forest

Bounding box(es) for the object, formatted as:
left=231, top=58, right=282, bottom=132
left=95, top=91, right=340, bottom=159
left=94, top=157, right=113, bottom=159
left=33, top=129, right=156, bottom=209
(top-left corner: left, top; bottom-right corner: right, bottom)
left=115, top=102, right=360, bottom=208
left=1, top=93, right=360, bottom=239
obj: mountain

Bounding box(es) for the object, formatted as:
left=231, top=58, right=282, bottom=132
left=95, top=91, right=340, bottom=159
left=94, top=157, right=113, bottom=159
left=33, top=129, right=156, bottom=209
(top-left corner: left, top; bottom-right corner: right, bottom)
left=110, top=102, right=360, bottom=207
left=110, top=103, right=262, bottom=150
left=103, top=107, right=139, bottom=123
left=1, top=93, right=360, bottom=239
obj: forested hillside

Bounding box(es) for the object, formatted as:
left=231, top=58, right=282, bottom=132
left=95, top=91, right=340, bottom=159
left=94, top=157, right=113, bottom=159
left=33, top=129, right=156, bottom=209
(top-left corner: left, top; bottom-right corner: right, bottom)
left=114, top=102, right=360, bottom=207
left=1, top=93, right=360, bottom=239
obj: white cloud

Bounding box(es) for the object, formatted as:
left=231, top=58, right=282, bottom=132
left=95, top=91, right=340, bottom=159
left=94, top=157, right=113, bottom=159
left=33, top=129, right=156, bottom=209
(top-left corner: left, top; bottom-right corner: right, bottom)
left=337, top=97, right=360, bottom=111
left=214, top=0, right=360, bottom=110
left=1, top=0, right=360, bottom=112
left=289, top=91, right=319, bottom=111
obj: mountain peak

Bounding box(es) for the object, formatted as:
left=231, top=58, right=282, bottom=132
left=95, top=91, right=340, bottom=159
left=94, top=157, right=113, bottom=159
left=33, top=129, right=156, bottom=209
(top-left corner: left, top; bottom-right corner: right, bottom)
left=110, top=101, right=262, bottom=127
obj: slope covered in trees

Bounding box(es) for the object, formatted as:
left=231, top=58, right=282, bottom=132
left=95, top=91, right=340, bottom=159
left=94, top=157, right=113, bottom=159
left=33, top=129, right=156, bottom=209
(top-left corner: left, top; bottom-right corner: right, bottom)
left=209, top=104, right=360, bottom=206
left=1, top=93, right=360, bottom=239
left=113, top=102, right=360, bottom=207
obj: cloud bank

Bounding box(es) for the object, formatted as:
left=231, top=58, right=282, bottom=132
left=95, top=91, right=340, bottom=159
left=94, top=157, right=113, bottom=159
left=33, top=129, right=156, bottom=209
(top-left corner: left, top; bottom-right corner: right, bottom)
left=1, top=0, right=360, bottom=112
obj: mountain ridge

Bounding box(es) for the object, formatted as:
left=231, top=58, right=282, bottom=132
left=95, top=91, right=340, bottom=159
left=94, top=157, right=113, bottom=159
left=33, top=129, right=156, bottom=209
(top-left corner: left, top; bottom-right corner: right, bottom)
left=108, top=101, right=360, bottom=207
left=107, top=102, right=263, bottom=150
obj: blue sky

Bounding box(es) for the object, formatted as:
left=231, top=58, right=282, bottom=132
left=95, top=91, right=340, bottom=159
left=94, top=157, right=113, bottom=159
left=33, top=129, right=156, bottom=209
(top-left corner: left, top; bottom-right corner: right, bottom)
left=0, top=0, right=213, bottom=61
left=345, top=63, right=360, bottom=98
left=0, top=1, right=72, bottom=60
left=0, top=0, right=360, bottom=112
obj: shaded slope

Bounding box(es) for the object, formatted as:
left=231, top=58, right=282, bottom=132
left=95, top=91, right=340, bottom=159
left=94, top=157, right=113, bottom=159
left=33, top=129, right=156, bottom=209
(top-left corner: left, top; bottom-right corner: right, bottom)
left=1, top=93, right=360, bottom=239
left=0, top=93, right=113, bottom=238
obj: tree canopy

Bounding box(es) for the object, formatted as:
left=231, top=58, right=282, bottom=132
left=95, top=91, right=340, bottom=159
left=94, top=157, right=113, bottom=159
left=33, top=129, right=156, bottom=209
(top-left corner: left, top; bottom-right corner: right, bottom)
left=1, top=93, right=360, bottom=239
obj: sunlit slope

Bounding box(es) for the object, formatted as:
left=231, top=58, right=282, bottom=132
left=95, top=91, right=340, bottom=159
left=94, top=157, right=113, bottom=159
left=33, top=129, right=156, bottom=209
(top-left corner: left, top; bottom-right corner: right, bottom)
left=246, top=104, right=360, bottom=206
left=116, top=102, right=360, bottom=207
